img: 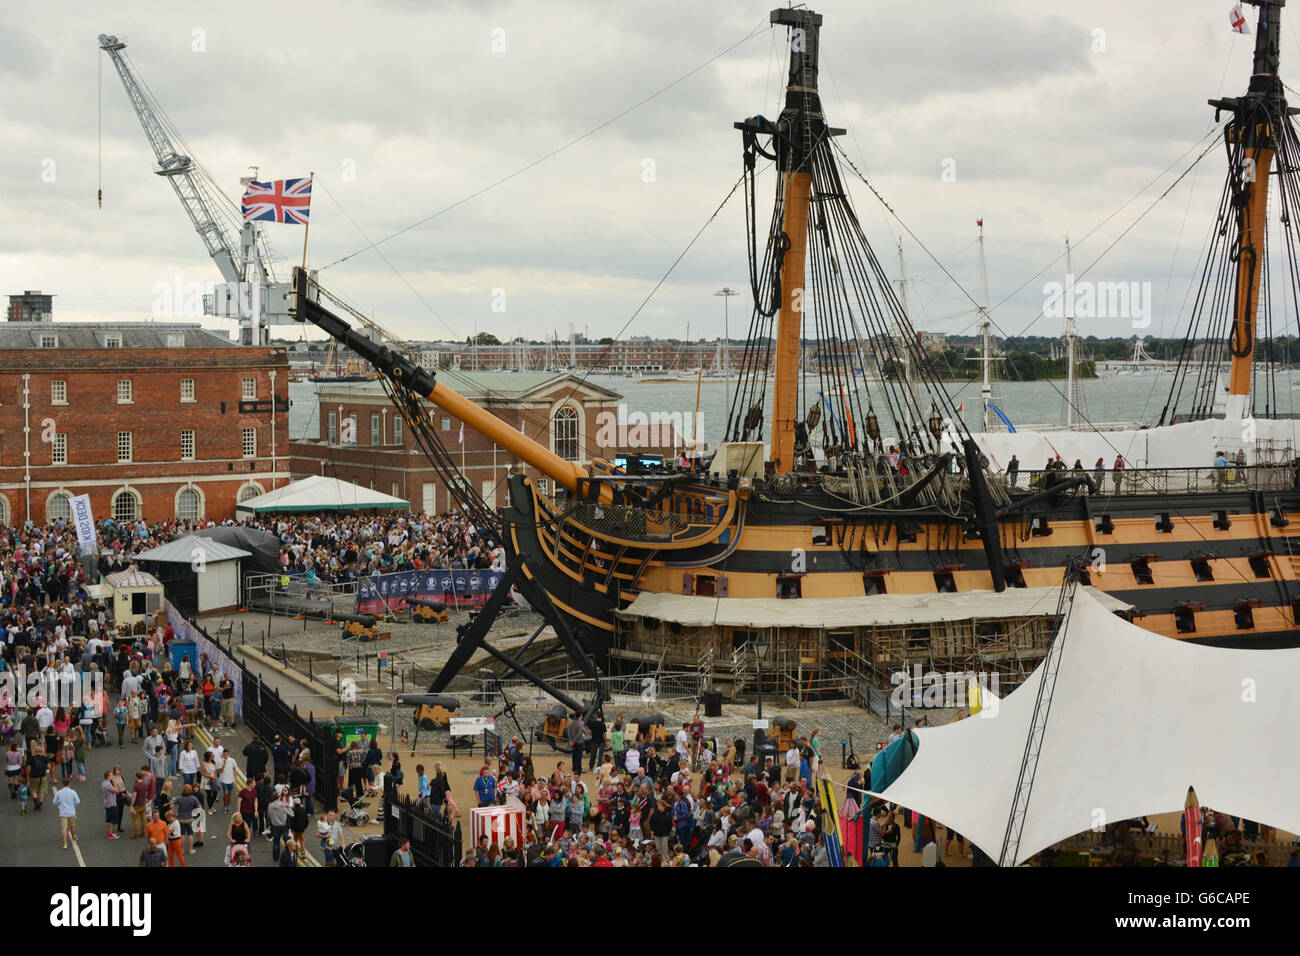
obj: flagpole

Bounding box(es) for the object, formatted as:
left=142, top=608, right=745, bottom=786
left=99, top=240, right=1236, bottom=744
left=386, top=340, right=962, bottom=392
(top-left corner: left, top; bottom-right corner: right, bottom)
left=301, top=172, right=315, bottom=268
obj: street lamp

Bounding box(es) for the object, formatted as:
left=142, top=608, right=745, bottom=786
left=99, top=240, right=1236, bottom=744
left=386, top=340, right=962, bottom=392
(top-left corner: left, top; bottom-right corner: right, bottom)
left=753, top=636, right=770, bottom=756
left=715, top=287, right=738, bottom=432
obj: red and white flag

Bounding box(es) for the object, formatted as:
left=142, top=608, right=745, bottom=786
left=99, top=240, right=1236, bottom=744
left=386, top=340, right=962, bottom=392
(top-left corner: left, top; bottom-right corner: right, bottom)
left=1230, top=4, right=1250, bottom=34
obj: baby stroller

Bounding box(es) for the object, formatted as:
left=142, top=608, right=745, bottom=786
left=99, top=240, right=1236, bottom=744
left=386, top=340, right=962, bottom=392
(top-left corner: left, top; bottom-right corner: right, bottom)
left=341, top=842, right=367, bottom=867
left=225, top=843, right=251, bottom=867
left=340, top=789, right=370, bottom=828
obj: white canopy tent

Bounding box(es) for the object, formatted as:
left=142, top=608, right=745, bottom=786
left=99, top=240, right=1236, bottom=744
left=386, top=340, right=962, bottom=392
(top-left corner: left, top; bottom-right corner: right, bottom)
left=872, top=587, right=1300, bottom=865
left=234, top=475, right=409, bottom=516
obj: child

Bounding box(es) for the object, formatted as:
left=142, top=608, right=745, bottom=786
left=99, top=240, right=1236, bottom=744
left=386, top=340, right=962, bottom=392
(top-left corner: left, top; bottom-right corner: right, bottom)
left=628, top=801, right=643, bottom=844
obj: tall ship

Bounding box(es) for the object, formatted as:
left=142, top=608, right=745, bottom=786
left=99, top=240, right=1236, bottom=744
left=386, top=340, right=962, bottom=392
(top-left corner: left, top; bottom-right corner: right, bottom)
left=291, top=2, right=1300, bottom=675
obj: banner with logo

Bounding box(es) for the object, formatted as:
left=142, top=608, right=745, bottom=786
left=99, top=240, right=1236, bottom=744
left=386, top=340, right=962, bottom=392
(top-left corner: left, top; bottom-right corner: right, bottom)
left=355, top=568, right=504, bottom=615
left=70, top=494, right=97, bottom=556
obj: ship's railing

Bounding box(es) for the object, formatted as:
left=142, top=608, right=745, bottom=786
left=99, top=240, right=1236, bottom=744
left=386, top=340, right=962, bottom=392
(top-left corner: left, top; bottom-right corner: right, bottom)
left=243, top=571, right=357, bottom=619
left=1006, top=464, right=1296, bottom=497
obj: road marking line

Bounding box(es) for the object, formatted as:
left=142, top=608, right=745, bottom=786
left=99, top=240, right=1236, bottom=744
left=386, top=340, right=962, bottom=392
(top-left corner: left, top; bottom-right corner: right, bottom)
left=71, top=835, right=85, bottom=867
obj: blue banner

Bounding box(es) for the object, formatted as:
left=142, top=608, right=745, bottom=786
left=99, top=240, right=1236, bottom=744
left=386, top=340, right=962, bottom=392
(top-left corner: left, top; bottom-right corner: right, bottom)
left=355, top=568, right=505, bottom=614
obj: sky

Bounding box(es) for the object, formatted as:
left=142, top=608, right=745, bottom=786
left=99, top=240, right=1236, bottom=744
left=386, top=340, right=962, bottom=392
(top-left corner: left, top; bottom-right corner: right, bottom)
left=0, top=0, right=1286, bottom=347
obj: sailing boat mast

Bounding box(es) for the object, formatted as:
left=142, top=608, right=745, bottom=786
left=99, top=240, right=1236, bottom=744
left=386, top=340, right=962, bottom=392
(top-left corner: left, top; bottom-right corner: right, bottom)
left=1211, top=0, right=1286, bottom=422
left=977, top=218, right=993, bottom=431
left=1064, top=236, right=1077, bottom=429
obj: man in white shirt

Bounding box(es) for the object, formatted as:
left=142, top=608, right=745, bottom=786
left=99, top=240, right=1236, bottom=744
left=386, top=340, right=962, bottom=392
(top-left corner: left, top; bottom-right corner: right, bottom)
left=623, top=746, right=641, bottom=775
left=36, top=703, right=54, bottom=732
left=209, top=737, right=224, bottom=765
left=784, top=743, right=800, bottom=784
left=219, top=752, right=238, bottom=813
left=675, top=725, right=689, bottom=760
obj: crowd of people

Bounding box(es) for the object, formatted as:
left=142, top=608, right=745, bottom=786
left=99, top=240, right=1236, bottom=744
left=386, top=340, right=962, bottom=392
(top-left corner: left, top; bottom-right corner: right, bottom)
left=425, top=710, right=852, bottom=867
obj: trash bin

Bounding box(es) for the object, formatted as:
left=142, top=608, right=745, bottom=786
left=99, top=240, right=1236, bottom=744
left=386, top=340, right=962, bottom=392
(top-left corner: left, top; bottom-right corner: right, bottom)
left=703, top=690, right=723, bottom=718
left=361, top=833, right=393, bottom=868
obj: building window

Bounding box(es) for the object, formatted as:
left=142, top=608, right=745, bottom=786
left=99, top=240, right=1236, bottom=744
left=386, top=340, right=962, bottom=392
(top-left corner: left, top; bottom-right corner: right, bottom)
left=180, top=430, right=195, bottom=461
left=327, top=412, right=337, bottom=444
left=241, top=377, right=257, bottom=400
left=370, top=413, right=380, bottom=445
left=39, top=333, right=57, bottom=348
left=237, top=482, right=264, bottom=504
left=117, top=431, right=133, bottom=463
left=180, top=378, right=195, bottom=402
left=50, top=380, right=67, bottom=405
left=536, top=478, right=549, bottom=495
left=47, top=492, right=71, bottom=523
left=241, top=428, right=257, bottom=458
left=51, top=433, right=66, bottom=465
left=166, top=333, right=184, bottom=348
left=441, top=416, right=451, bottom=431
left=176, top=488, right=201, bottom=522
left=104, top=333, right=122, bottom=348
left=553, top=405, right=579, bottom=461
left=392, top=482, right=400, bottom=498
left=117, top=379, right=133, bottom=404
left=393, top=416, right=403, bottom=445
left=111, top=488, right=139, bottom=523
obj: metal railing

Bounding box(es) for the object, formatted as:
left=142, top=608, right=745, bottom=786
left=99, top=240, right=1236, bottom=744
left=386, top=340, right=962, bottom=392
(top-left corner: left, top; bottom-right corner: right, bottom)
left=244, top=572, right=357, bottom=620
left=1006, top=464, right=1295, bottom=497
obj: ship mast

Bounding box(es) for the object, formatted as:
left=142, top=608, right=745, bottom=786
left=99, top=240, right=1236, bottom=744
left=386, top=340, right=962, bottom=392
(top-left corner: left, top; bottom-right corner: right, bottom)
left=739, top=8, right=828, bottom=474
left=1211, top=0, right=1287, bottom=422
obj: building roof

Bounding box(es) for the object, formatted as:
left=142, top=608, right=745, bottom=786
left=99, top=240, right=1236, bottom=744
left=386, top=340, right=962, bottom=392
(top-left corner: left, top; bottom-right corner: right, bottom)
left=105, top=568, right=163, bottom=589
left=234, top=474, right=409, bottom=514
left=0, top=322, right=238, bottom=350
left=134, top=534, right=251, bottom=564
left=872, top=588, right=1300, bottom=864
left=615, top=586, right=1134, bottom=630
left=315, top=370, right=622, bottom=403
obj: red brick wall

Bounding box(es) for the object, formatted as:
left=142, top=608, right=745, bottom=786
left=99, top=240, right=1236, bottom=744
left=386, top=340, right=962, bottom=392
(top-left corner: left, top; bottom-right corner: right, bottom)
left=0, top=347, right=290, bottom=524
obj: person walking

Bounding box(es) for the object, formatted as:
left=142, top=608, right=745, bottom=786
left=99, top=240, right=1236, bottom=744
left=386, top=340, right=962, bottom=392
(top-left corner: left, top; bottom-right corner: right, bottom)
left=177, top=740, right=200, bottom=786
left=54, top=777, right=80, bottom=849
left=112, top=699, right=129, bottom=749
left=344, top=740, right=366, bottom=798
left=1007, top=454, right=1020, bottom=489
left=130, top=769, right=152, bottom=838
left=139, top=836, right=168, bottom=867
left=219, top=749, right=237, bottom=813
left=290, top=796, right=309, bottom=863
left=267, top=785, right=292, bottom=862
left=173, top=783, right=201, bottom=855
left=164, top=810, right=184, bottom=867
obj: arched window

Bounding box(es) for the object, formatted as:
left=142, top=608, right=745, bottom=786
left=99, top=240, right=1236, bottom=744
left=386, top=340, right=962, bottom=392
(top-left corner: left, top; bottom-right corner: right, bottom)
left=553, top=405, right=579, bottom=462
left=0, top=495, right=9, bottom=525
left=112, top=488, right=140, bottom=523
left=238, top=482, right=265, bottom=504
left=176, top=487, right=201, bottom=522
left=47, top=492, right=72, bottom=523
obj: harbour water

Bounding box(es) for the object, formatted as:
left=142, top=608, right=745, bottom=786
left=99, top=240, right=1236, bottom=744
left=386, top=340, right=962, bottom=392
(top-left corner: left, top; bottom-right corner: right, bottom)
left=289, top=370, right=1300, bottom=449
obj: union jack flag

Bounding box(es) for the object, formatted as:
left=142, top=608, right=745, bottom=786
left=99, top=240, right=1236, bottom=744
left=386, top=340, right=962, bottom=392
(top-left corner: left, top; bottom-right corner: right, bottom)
left=241, top=177, right=312, bottom=224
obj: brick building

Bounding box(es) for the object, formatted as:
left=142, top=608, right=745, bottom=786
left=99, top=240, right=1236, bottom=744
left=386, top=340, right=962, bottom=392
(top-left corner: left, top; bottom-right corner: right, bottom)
left=0, top=323, right=290, bottom=525
left=290, top=371, right=654, bottom=513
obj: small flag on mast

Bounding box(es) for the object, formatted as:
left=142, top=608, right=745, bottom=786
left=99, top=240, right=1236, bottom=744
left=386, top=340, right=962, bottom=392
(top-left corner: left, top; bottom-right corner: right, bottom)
left=1231, top=4, right=1250, bottom=34
left=955, top=401, right=964, bottom=412
left=458, top=422, right=464, bottom=445
left=976, top=218, right=983, bottom=227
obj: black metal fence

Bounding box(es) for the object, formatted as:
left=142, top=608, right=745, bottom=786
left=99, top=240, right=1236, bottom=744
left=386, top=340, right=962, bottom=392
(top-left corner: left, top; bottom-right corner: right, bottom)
left=241, top=668, right=340, bottom=811
left=186, top=617, right=342, bottom=812
left=382, top=777, right=462, bottom=867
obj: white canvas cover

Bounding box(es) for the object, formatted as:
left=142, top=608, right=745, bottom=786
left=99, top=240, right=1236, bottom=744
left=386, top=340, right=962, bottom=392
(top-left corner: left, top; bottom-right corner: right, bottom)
left=134, top=534, right=250, bottom=564
left=234, top=475, right=409, bottom=515
left=872, top=588, right=1300, bottom=864
left=617, top=586, right=1132, bottom=630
